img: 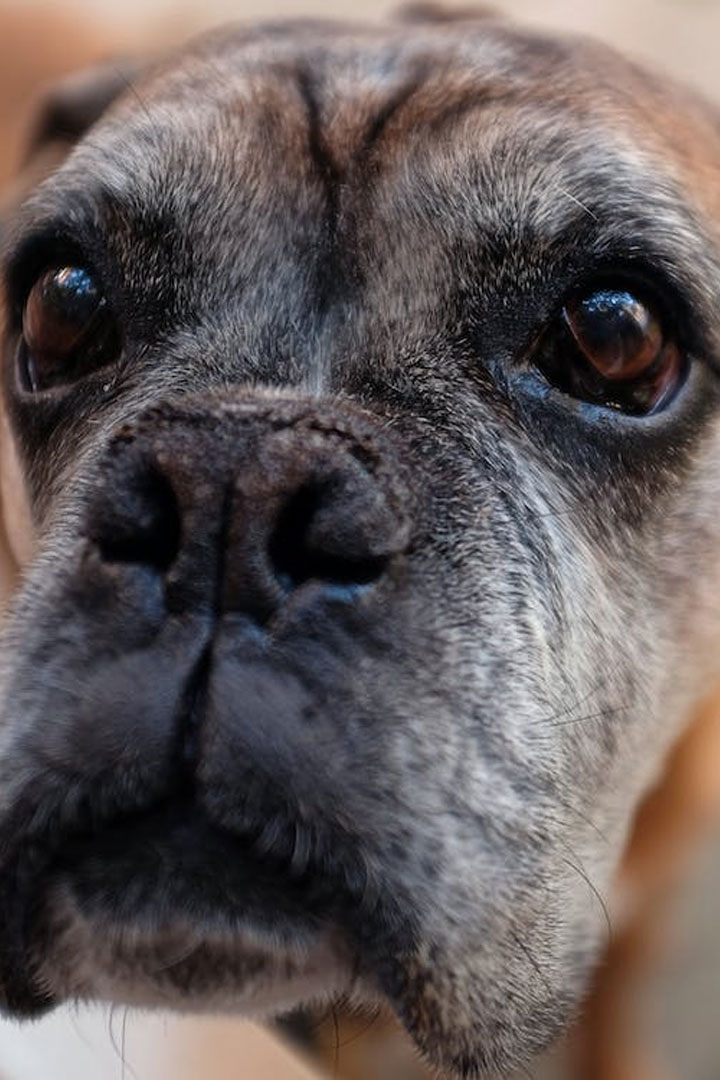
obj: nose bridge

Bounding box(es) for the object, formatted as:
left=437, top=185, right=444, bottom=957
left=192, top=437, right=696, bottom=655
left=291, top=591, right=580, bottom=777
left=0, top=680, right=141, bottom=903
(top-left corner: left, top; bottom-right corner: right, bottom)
left=132, top=397, right=406, bottom=530
left=88, top=394, right=413, bottom=624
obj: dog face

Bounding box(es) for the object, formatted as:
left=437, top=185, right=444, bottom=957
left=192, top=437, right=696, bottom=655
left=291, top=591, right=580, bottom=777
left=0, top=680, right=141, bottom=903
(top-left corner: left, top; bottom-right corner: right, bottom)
left=1, top=12, right=720, bottom=1078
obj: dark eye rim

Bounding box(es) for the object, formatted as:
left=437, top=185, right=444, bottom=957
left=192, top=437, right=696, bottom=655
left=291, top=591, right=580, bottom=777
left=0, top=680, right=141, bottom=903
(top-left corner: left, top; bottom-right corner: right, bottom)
left=504, top=359, right=719, bottom=497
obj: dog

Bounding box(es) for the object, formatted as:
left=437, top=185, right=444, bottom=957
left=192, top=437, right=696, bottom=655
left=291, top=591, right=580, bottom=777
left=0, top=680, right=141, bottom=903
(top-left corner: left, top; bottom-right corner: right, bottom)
left=1, top=7, right=720, bottom=1079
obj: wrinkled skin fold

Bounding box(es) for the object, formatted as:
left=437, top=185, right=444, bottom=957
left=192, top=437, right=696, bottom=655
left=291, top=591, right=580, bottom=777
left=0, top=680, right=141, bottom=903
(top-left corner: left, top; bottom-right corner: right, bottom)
left=1, top=13, right=720, bottom=1079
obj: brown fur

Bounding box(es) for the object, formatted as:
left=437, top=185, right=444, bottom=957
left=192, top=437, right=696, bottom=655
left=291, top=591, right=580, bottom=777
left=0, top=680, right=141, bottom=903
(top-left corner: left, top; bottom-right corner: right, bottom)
left=2, top=9, right=720, bottom=1080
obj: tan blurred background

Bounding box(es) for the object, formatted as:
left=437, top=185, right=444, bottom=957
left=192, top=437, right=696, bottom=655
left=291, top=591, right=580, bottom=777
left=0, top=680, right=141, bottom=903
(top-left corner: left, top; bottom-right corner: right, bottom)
left=1, top=1, right=720, bottom=1078
left=16, top=0, right=720, bottom=93
left=6, top=0, right=720, bottom=186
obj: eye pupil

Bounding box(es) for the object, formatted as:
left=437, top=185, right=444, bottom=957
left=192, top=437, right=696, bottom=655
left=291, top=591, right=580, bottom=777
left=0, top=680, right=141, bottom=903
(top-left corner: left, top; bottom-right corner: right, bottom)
left=563, top=289, right=663, bottom=382
left=20, top=265, right=118, bottom=392
left=25, top=267, right=102, bottom=355
left=534, top=284, right=686, bottom=416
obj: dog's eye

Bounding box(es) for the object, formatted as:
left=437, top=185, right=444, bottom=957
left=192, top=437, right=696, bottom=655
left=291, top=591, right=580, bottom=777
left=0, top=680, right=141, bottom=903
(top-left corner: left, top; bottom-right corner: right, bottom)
left=19, top=266, right=119, bottom=392
left=534, top=287, right=686, bottom=415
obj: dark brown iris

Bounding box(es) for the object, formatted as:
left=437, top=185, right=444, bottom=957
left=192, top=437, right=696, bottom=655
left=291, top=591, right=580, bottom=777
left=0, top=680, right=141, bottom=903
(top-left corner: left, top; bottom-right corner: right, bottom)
left=535, top=287, right=686, bottom=415
left=563, top=290, right=664, bottom=381
left=20, top=266, right=118, bottom=392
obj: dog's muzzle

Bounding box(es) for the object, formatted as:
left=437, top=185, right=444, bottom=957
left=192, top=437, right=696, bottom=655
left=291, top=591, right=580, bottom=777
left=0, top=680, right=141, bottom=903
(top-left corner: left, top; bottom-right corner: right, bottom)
left=0, top=394, right=416, bottom=1015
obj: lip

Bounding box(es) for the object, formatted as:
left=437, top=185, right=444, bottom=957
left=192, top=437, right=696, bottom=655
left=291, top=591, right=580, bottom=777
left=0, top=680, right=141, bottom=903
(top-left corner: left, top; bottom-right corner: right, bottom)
left=0, top=799, right=358, bottom=1015
left=52, top=801, right=341, bottom=935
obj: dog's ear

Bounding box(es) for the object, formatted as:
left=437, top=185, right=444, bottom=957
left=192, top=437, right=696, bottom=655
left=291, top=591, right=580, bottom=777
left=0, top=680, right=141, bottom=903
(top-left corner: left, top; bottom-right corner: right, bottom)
left=0, top=59, right=144, bottom=259
left=395, top=2, right=497, bottom=23
left=24, top=59, right=144, bottom=165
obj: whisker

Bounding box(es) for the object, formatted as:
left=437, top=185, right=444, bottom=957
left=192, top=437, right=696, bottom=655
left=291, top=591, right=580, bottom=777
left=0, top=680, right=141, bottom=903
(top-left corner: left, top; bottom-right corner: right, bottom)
left=544, top=705, right=629, bottom=729
left=557, top=186, right=598, bottom=222
left=507, top=927, right=554, bottom=1001
left=332, top=1002, right=341, bottom=1078
left=561, top=854, right=613, bottom=947
left=111, top=63, right=154, bottom=127
left=144, top=939, right=202, bottom=975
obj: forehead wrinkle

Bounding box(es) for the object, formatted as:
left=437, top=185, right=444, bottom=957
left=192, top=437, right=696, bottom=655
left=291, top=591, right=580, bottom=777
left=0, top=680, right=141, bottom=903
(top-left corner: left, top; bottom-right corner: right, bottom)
left=12, top=106, right=716, bottom=323
left=527, top=129, right=720, bottom=320
left=361, top=97, right=720, bottom=312
left=12, top=73, right=326, bottom=279
left=8, top=23, right=720, bottom=381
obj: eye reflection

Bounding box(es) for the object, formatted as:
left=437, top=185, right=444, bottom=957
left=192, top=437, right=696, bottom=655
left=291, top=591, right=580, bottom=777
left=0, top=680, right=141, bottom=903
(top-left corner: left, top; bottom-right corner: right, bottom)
left=20, top=265, right=118, bottom=392
left=533, top=284, right=687, bottom=416
left=563, top=289, right=663, bottom=382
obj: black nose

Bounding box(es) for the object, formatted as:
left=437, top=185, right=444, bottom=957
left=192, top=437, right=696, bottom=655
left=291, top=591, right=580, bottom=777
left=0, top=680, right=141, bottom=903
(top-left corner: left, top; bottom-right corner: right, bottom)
left=86, top=399, right=411, bottom=623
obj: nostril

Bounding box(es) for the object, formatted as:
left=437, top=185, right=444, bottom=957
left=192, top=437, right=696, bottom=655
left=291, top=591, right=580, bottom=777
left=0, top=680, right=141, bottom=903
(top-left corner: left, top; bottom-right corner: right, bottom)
left=268, top=483, right=389, bottom=592
left=91, top=467, right=181, bottom=573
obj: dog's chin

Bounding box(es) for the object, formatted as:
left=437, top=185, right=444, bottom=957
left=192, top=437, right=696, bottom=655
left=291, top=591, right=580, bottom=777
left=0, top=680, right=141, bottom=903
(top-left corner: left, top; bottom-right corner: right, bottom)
left=7, top=805, right=358, bottom=1018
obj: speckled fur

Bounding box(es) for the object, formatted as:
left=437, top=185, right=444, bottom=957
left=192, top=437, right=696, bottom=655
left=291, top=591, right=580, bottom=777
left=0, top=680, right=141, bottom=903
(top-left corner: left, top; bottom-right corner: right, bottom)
left=0, top=12, right=720, bottom=1079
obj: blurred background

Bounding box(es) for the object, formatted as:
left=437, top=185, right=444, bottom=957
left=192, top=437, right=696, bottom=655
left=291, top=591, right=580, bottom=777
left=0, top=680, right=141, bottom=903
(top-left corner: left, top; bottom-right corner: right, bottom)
left=1, top=0, right=720, bottom=1077
left=6, top=0, right=720, bottom=186
left=15, top=0, right=720, bottom=90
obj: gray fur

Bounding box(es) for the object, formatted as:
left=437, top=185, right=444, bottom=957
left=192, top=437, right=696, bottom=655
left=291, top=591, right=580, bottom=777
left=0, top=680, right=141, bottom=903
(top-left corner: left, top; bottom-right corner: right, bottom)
left=0, top=14, right=720, bottom=1079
